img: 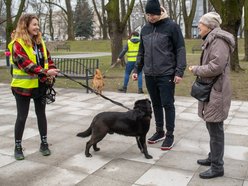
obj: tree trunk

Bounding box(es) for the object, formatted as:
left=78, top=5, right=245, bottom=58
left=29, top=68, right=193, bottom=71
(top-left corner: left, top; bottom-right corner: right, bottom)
left=106, top=0, right=121, bottom=64
left=5, top=0, right=13, bottom=47
left=120, top=0, right=127, bottom=37
left=223, top=24, right=241, bottom=71
left=203, top=0, right=207, bottom=14
left=48, top=2, right=54, bottom=40
left=244, top=30, right=248, bottom=61
left=5, top=0, right=26, bottom=48
left=92, top=0, right=108, bottom=39
left=182, top=0, right=197, bottom=39
left=111, top=31, right=123, bottom=66
left=105, top=0, right=135, bottom=65
left=210, top=0, right=245, bottom=71
left=101, top=0, right=108, bottom=39
left=127, top=0, right=131, bottom=34
left=65, top=0, right=74, bottom=40
left=168, top=0, right=172, bottom=19
left=244, top=0, right=248, bottom=61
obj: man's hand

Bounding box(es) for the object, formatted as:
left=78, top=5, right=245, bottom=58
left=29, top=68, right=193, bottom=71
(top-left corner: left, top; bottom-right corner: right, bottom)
left=117, top=58, right=121, bottom=63
left=174, top=76, right=182, bottom=84
left=132, top=73, right=138, bottom=81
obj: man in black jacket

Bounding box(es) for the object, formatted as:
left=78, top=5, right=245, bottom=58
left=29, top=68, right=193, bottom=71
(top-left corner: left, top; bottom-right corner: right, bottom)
left=132, top=0, right=186, bottom=150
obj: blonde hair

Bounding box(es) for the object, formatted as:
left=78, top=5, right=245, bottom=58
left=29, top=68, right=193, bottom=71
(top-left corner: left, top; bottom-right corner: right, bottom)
left=14, top=14, right=42, bottom=47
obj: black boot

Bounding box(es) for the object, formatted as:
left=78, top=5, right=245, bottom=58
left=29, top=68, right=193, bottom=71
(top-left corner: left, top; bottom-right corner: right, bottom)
left=199, top=168, right=224, bottom=179
left=197, top=158, right=211, bottom=166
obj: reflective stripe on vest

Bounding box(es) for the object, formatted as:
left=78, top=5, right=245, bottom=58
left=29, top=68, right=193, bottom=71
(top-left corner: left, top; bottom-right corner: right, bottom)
left=127, top=37, right=140, bottom=62
left=10, top=38, right=48, bottom=89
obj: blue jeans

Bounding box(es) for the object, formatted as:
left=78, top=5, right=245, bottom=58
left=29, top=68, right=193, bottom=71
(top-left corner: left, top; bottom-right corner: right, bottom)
left=123, top=62, right=142, bottom=89
left=145, top=75, right=175, bottom=134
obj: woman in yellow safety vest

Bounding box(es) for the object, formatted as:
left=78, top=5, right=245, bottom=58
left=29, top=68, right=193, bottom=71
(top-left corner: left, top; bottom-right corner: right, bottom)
left=10, top=14, right=59, bottom=160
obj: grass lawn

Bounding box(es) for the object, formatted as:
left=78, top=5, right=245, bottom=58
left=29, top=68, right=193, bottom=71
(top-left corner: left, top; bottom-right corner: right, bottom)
left=1, top=39, right=247, bottom=101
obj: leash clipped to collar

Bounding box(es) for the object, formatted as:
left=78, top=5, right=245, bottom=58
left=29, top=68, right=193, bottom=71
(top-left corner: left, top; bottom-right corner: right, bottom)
left=59, top=72, right=131, bottom=111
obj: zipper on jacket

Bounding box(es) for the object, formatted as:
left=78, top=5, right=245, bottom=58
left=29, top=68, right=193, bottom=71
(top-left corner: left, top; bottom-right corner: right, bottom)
left=151, top=26, right=156, bottom=76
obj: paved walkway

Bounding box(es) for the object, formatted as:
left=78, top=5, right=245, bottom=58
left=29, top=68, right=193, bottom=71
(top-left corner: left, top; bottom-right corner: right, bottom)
left=0, top=83, right=248, bottom=186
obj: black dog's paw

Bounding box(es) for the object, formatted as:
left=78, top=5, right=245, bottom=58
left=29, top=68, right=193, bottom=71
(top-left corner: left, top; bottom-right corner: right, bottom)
left=145, top=154, right=153, bottom=159
left=94, top=147, right=100, bottom=151
left=85, top=153, right=92, bottom=158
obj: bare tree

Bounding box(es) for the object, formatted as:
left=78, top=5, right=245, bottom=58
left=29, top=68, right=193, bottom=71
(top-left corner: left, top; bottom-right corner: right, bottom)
left=92, top=0, right=108, bottom=39
left=210, top=0, right=245, bottom=71
left=244, top=0, right=248, bottom=61
left=203, top=0, right=207, bottom=14
left=5, top=0, right=26, bottom=48
left=29, top=0, right=53, bottom=39
left=45, top=0, right=74, bottom=40
left=139, top=0, right=147, bottom=24
left=120, top=0, right=127, bottom=37
left=126, top=0, right=131, bottom=35
left=182, top=0, right=197, bottom=39
left=105, top=0, right=135, bottom=65
left=45, top=0, right=55, bottom=40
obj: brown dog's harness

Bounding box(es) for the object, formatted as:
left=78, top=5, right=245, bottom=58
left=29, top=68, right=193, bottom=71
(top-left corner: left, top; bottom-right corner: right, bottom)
left=59, top=72, right=131, bottom=110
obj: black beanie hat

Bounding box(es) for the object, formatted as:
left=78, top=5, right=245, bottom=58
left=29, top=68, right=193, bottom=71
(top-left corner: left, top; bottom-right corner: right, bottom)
left=145, top=0, right=161, bottom=15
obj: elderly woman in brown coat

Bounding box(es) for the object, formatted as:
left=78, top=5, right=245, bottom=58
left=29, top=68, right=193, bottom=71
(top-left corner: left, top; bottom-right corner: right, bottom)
left=189, top=12, right=235, bottom=179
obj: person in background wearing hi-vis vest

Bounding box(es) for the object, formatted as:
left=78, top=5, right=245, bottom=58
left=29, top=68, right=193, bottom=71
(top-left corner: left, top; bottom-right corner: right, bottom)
left=5, top=30, right=16, bottom=67
left=117, top=31, right=144, bottom=94
left=9, top=14, right=59, bottom=160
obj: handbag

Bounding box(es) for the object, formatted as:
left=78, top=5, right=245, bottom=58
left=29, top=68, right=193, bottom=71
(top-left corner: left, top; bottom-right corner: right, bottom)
left=191, top=75, right=220, bottom=102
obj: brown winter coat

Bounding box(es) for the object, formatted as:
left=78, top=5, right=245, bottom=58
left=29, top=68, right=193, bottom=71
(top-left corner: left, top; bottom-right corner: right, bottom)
left=192, top=27, right=235, bottom=122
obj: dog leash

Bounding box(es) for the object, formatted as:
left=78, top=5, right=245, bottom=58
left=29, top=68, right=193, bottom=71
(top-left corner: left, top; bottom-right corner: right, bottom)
left=102, top=60, right=121, bottom=77
left=59, top=72, right=131, bottom=111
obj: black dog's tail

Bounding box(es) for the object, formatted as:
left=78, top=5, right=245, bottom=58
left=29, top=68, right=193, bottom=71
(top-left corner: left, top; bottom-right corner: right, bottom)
left=76, top=126, right=92, bottom=138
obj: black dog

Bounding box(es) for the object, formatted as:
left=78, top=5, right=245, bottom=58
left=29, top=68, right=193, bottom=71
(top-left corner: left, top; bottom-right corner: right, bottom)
left=77, top=99, right=153, bottom=159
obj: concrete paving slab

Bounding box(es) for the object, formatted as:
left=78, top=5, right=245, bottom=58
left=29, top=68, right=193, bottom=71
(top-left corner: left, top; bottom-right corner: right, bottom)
left=93, top=158, right=152, bottom=183
left=135, top=166, right=194, bottom=186
left=0, top=83, right=248, bottom=186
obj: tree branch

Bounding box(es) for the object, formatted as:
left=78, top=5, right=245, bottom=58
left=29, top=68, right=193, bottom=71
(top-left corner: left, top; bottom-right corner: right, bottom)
left=120, top=0, right=135, bottom=31
left=92, top=0, right=103, bottom=27
left=45, top=1, right=67, bottom=15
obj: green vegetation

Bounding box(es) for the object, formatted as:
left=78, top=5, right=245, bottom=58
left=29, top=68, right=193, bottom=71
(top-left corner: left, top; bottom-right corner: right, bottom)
left=1, top=39, right=247, bottom=100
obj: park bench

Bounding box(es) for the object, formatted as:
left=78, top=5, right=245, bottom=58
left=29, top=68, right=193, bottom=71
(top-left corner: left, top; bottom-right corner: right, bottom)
left=53, top=58, right=99, bottom=93
left=55, top=44, right=71, bottom=51
left=192, top=45, right=202, bottom=53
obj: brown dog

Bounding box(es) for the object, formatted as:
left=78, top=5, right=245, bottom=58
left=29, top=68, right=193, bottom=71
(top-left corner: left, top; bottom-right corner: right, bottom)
left=92, top=69, right=104, bottom=94
left=77, top=99, right=153, bottom=159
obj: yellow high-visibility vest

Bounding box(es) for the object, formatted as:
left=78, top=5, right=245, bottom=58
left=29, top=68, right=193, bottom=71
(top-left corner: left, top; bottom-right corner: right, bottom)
left=8, top=40, right=15, bottom=65
left=127, top=36, right=140, bottom=62
left=10, top=38, right=48, bottom=89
